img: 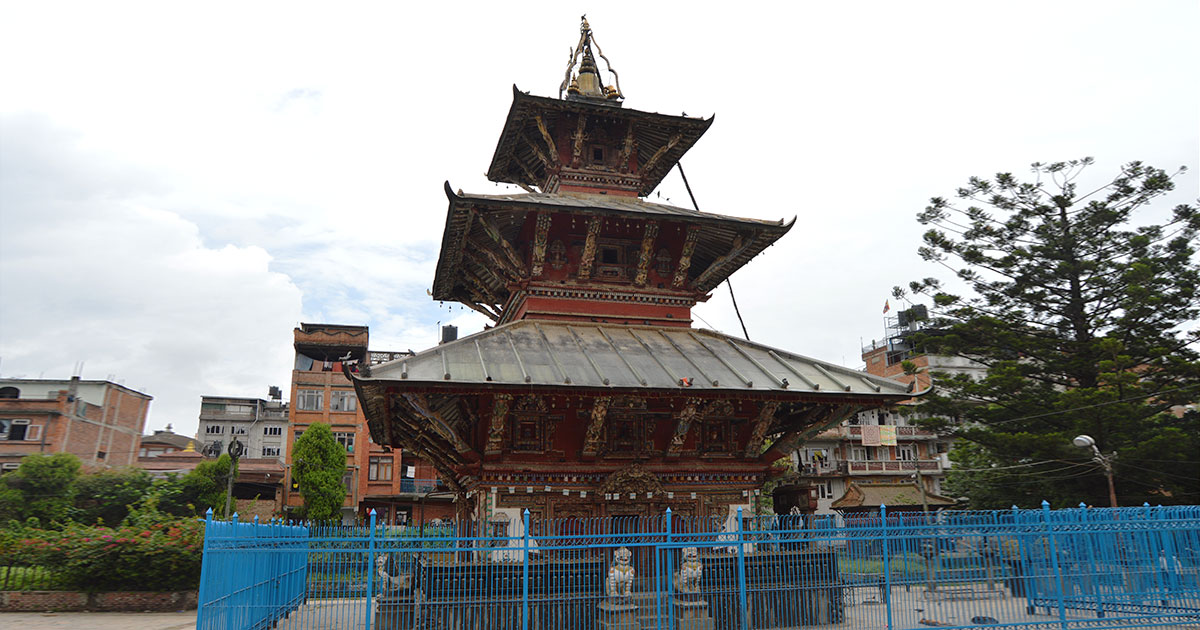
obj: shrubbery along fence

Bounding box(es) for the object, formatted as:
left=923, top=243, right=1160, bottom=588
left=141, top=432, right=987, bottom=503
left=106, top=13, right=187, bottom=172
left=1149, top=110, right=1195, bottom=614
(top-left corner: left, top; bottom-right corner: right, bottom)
left=198, top=503, right=1200, bottom=630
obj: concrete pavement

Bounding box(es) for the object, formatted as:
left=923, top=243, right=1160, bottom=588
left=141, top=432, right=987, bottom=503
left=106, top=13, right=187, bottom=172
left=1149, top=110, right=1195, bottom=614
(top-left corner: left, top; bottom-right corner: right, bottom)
left=0, top=611, right=195, bottom=630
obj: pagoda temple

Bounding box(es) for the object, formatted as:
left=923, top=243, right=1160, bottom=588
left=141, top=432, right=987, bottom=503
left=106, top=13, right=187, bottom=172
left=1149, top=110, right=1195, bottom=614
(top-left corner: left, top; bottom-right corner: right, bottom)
left=351, top=18, right=922, bottom=525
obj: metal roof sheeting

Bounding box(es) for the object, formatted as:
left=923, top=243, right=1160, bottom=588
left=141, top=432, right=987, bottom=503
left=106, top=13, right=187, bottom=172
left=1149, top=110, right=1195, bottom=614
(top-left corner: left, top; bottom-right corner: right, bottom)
left=356, top=320, right=914, bottom=398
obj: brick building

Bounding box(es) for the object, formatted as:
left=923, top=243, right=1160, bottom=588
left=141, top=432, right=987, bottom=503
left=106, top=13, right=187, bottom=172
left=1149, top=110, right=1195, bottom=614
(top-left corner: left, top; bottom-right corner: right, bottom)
left=285, top=323, right=453, bottom=524
left=791, top=305, right=985, bottom=513
left=0, top=377, right=152, bottom=470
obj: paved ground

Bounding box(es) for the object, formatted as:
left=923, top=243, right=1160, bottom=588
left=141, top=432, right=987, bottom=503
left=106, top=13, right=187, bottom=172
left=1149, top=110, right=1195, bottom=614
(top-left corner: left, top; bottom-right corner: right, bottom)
left=0, top=611, right=195, bottom=630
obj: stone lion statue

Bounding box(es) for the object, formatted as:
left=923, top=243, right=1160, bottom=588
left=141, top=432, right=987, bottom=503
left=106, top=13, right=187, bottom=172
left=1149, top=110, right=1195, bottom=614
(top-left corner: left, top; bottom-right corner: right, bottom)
left=674, top=547, right=703, bottom=594
left=607, top=546, right=636, bottom=599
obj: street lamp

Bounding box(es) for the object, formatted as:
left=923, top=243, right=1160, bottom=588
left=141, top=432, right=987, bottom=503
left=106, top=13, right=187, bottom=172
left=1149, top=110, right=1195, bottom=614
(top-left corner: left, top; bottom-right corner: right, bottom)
left=1073, top=434, right=1117, bottom=508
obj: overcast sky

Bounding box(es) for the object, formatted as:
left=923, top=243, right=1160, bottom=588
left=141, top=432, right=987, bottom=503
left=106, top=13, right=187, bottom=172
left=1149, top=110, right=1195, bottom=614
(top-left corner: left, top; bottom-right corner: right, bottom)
left=1, top=1, right=1197, bottom=439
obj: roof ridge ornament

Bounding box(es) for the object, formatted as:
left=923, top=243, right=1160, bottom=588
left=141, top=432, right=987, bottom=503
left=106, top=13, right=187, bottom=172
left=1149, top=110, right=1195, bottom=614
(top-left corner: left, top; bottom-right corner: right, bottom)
left=559, top=15, right=623, bottom=103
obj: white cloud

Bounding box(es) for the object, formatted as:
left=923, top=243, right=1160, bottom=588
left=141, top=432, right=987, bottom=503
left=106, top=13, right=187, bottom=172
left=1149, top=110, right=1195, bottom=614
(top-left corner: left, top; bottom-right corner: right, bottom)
left=0, top=0, right=1196, bottom=438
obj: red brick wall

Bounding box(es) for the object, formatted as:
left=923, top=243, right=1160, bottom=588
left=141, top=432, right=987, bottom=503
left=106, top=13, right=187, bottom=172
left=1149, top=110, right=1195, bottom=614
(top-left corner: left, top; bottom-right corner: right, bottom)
left=0, top=590, right=196, bottom=612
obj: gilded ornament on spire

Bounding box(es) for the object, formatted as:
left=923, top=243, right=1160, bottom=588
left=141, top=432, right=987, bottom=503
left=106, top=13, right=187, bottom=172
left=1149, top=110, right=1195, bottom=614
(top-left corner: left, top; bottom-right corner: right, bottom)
left=558, top=15, right=624, bottom=103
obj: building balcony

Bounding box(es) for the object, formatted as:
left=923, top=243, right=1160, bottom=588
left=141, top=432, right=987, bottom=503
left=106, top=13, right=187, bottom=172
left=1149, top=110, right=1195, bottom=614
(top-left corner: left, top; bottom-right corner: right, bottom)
left=845, top=458, right=942, bottom=475
left=797, top=463, right=843, bottom=477
left=398, top=478, right=445, bottom=494
left=844, top=425, right=937, bottom=440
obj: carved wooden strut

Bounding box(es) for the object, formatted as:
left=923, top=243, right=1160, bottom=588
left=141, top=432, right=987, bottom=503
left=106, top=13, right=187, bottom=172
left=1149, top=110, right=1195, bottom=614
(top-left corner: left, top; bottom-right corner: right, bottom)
left=633, top=220, right=660, bottom=287
left=582, top=396, right=611, bottom=456
left=672, top=226, right=701, bottom=288
left=577, top=215, right=603, bottom=279
left=485, top=394, right=512, bottom=455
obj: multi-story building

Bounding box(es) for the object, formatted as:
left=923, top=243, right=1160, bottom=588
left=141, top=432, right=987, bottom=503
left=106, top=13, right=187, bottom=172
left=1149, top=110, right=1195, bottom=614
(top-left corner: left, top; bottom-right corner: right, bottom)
left=197, top=394, right=289, bottom=462
left=285, top=323, right=452, bottom=524
left=794, top=306, right=985, bottom=513
left=0, top=377, right=152, bottom=470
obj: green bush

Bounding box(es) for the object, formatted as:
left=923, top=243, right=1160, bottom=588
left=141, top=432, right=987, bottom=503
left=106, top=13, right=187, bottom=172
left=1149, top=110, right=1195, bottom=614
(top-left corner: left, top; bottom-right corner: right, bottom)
left=2, top=499, right=204, bottom=591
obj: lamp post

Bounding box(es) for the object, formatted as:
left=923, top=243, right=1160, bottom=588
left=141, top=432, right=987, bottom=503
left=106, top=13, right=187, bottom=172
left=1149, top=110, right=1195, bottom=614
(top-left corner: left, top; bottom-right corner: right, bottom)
left=1073, top=434, right=1117, bottom=508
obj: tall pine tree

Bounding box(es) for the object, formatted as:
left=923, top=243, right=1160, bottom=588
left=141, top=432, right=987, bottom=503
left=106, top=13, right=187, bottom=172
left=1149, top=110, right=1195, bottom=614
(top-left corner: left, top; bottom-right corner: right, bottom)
left=901, top=159, right=1199, bottom=508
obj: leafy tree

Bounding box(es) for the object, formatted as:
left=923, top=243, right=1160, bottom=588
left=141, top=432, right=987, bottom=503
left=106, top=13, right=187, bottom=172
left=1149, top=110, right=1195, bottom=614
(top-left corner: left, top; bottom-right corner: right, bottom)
left=186, top=454, right=237, bottom=518
left=291, top=422, right=347, bottom=521
left=901, top=159, right=1200, bottom=508
left=70, top=467, right=155, bottom=526
left=0, top=453, right=82, bottom=525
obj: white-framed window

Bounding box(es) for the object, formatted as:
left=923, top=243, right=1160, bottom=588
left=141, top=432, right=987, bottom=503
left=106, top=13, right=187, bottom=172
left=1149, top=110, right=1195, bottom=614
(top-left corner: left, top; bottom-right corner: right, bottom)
left=334, top=431, right=355, bottom=453
left=330, top=390, right=357, bottom=412
left=897, top=444, right=916, bottom=461
left=205, top=425, right=224, bottom=435
left=850, top=446, right=868, bottom=462
left=817, top=480, right=834, bottom=499
left=231, top=426, right=248, bottom=435
left=262, top=445, right=281, bottom=457
left=263, top=426, right=282, bottom=436
left=368, top=456, right=393, bottom=481
left=297, top=389, right=323, bottom=411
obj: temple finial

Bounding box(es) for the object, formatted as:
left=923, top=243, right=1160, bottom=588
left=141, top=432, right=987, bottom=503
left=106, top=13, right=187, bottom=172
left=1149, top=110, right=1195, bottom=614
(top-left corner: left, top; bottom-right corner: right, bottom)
left=559, top=16, right=623, bottom=103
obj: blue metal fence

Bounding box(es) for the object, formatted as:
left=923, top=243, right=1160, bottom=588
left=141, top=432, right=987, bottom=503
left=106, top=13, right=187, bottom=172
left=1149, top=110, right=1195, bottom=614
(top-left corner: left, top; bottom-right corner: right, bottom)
left=197, top=503, right=1200, bottom=630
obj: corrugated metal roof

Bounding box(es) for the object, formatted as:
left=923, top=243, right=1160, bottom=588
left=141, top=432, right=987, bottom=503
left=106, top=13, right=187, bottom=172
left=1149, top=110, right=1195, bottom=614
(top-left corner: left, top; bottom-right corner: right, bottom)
left=831, top=482, right=955, bottom=510
left=356, top=320, right=915, bottom=398
left=449, top=187, right=790, bottom=229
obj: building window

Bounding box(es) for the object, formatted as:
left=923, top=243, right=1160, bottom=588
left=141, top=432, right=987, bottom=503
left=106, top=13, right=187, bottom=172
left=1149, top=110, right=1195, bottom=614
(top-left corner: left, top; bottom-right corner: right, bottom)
left=294, top=430, right=304, bottom=442
left=897, top=444, right=916, bottom=461
left=264, top=426, right=282, bottom=436
left=200, top=402, right=225, bottom=413
left=96, top=451, right=106, bottom=460
left=850, top=446, right=868, bottom=462
left=297, top=389, right=324, bottom=411
left=0, top=419, right=37, bottom=441
left=330, top=390, right=357, bottom=412
left=368, top=456, right=392, bottom=481
left=0, top=387, right=20, bottom=399
left=818, top=480, right=834, bottom=499
left=262, top=445, right=281, bottom=457
left=231, top=426, right=247, bottom=435
left=334, top=432, right=355, bottom=453
left=205, top=425, right=224, bottom=435
left=342, top=471, right=354, bottom=489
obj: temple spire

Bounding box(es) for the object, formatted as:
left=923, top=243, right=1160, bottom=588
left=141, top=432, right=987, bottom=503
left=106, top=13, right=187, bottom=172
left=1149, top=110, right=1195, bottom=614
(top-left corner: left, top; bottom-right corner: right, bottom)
left=560, top=16, right=623, bottom=103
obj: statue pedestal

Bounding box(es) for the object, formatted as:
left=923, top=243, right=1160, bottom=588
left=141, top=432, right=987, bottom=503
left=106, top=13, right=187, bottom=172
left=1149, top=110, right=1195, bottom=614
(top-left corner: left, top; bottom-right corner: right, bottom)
left=674, top=597, right=715, bottom=630
left=597, top=600, right=639, bottom=630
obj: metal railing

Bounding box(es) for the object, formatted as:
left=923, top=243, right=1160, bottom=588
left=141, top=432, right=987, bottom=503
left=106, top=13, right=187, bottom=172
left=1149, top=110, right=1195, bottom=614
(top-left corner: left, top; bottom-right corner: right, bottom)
left=197, top=502, right=1200, bottom=630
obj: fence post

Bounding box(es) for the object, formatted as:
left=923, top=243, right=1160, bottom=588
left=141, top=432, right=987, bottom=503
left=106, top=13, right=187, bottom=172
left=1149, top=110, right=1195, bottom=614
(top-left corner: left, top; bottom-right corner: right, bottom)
left=197, top=508, right=214, bottom=630
left=522, top=508, right=531, bottom=630
left=736, top=506, right=749, bottom=630
left=366, top=509, right=376, bottom=630
left=881, top=504, right=893, bottom=630
left=663, top=507, right=672, bottom=630
left=1042, top=500, right=1068, bottom=629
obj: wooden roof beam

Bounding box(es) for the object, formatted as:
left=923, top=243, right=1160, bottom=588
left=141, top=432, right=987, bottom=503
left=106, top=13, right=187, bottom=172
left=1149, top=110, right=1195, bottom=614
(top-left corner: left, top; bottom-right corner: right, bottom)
left=694, top=233, right=756, bottom=289
left=760, top=404, right=857, bottom=463
left=476, top=212, right=528, bottom=276
left=638, top=131, right=683, bottom=177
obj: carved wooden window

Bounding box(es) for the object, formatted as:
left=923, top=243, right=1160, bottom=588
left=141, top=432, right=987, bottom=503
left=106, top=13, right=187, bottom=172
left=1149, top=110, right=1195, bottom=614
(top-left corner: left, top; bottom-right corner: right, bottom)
left=609, top=415, right=640, bottom=454
left=549, top=240, right=566, bottom=270
left=701, top=418, right=736, bottom=454
left=596, top=239, right=634, bottom=281
left=511, top=414, right=545, bottom=452
left=655, top=248, right=672, bottom=275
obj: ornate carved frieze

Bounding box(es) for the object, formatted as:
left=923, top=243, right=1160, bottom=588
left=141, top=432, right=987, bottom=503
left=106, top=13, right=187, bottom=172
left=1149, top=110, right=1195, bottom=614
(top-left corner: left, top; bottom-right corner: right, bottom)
left=530, top=212, right=553, bottom=276
left=744, top=401, right=781, bottom=457
left=485, top=394, right=512, bottom=455
left=672, top=226, right=701, bottom=288
left=599, top=464, right=664, bottom=497
left=582, top=396, right=611, bottom=456
left=578, top=215, right=603, bottom=279
left=633, top=220, right=660, bottom=287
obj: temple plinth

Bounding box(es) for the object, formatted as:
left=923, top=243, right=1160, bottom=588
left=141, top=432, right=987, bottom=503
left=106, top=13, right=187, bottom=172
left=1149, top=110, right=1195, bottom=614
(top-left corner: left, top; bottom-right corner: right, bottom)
left=350, top=17, right=921, bottom=524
